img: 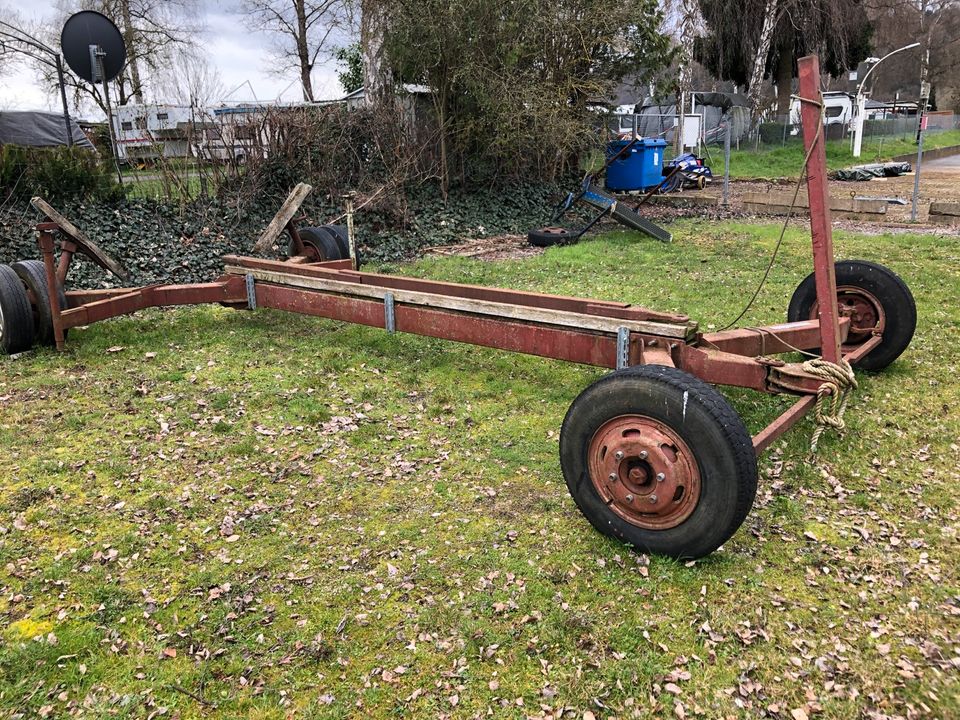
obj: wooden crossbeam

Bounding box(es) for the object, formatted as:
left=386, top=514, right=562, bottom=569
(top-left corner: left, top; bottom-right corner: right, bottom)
left=225, top=265, right=696, bottom=339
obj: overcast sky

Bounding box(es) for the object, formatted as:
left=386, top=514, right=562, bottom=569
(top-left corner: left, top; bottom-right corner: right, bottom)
left=1, top=0, right=348, bottom=116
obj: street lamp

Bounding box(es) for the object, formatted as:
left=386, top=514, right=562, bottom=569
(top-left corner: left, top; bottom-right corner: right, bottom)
left=852, top=42, right=920, bottom=158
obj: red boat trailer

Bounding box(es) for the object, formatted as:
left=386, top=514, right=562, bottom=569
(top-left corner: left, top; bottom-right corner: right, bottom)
left=2, top=57, right=916, bottom=558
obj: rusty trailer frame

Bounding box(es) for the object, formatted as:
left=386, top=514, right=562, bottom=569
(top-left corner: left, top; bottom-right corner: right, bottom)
left=7, top=56, right=913, bottom=558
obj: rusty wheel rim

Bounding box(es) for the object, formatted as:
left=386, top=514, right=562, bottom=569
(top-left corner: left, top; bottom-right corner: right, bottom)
left=542, top=226, right=568, bottom=235
left=587, top=415, right=701, bottom=530
left=810, top=285, right=886, bottom=344
left=300, top=239, right=324, bottom=262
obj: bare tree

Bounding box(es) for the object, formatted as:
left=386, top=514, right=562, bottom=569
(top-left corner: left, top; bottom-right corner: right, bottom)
left=159, top=50, right=225, bottom=107
left=860, top=1, right=960, bottom=110
left=664, top=0, right=706, bottom=151
left=746, top=0, right=780, bottom=121
left=0, top=4, right=26, bottom=81
left=34, top=0, right=202, bottom=115
left=241, top=0, right=352, bottom=102
left=360, top=0, right=392, bottom=107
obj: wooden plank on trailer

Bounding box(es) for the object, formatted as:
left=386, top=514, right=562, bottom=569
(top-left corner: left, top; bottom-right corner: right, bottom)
left=221, top=254, right=691, bottom=324
left=252, top=183, right=313, bottom=254
left=30, top=197, right=131, bottom=281
left=225, top=265, right=697, bottom=339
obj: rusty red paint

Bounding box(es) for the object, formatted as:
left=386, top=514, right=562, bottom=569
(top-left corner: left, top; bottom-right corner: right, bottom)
left=798, top=55, right=842, bottom=364
left=59, top=278, right=247, bottom=329
left=701, top=317, right=851, bottom=356
left=587, top=415, right=701, bottom=529
left=223, top=255, right=689, bottom=324
left=255, top=283, right=619, bottom=366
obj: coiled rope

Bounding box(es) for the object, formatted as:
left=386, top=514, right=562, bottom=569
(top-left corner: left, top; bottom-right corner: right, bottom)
left=801, top=357, right=858, bottom=456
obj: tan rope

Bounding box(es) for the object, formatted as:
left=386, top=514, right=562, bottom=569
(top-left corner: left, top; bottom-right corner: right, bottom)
left=801, top=358, right=858, bottom=456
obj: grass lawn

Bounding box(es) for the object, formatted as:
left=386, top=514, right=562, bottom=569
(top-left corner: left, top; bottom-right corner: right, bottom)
left=727, top=129, right=960, bottom=179
left=1, top=220, right=958, bottom=719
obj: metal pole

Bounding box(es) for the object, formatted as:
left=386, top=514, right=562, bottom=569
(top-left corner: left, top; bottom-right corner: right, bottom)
left=722, top=114, right=731, bottom=207
left=852, top=92, right=866, bottom=158
left=911, top=98, right=927, bottom=222
left=798, top=55, right=841, bottom=365
left=852, top=42, right=920, bottom=158
left=96, top=49, right=124, bottom=185
left=54, top=54, right=74, bottom=147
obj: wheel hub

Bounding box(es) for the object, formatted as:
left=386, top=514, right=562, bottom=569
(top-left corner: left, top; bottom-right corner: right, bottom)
left=812, top=286, right=886, bottom=344
left=588, top=415, right=701, bottom=530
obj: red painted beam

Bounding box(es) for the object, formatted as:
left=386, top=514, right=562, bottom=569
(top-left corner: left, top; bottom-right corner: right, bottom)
left=701, top=317, right=851, bottom=357
left=255, top=283, right=619, bottom=367
left=223, top=255, right=690, bottom=324
left=798, top=55, right=842, bottom=364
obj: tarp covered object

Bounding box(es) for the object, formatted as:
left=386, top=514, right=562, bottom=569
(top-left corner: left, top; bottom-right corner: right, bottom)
left=833, top=161, right=912, bottom=181
left=631, top=93, right=750, bottom=146
left=0, top=111, right=95, bottom=150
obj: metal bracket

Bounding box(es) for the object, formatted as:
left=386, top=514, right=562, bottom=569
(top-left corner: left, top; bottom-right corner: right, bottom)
left=245, top=273, right=257, bottom=310
left=616, top=326, right=630, bottom=370
left=384, top=292, right=395, bottom=333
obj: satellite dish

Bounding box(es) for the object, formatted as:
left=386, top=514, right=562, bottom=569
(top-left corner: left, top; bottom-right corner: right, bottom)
left=60, top=11, right=126, bottom=83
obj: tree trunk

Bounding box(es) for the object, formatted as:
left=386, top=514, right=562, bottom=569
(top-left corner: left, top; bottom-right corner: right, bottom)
left=361, top=0, right=393, bottom=108
left=674, top=0, right=703, bottom=153
left=747, top=0, right=779, bottom=126
left=294, top=0, right=315, bottom=101
left=775, top=31, right=793, bottom=119
left=120, top=0, right=144, bottom=103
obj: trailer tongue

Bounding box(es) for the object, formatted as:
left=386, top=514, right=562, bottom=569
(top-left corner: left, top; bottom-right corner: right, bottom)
left=1, top=56, right=916, bottom=559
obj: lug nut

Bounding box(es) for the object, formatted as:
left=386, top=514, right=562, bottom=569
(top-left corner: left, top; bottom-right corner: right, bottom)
left=614, top=451, right=624, bottom=461
left=625, top=494, right=634, bottom=503
left=639, top=451, right=648, bottom=460
left=648, top=495, right=658, bottom=504
left=656, top=473, right=665, bottom=482
left=608, top=472, right=617, bottom=482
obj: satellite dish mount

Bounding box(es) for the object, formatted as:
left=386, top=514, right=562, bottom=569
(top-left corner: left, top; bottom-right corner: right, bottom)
left=61, top=11, right=127, bottom=179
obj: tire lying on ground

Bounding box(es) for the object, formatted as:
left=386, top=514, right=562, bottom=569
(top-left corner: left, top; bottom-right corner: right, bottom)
left=787, top=259, right=916, bottom=371
left=0, top=263, right=35, bottom=355
left=11, top=260, right=67, bottom=346
left=528, top=226, right=576, bottom=247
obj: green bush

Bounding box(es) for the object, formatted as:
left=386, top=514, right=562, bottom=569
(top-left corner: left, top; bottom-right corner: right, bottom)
left=0, top=145, right=123, bottom=203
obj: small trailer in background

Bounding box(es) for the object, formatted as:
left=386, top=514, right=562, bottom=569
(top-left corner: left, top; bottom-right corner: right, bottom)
left=0, top=57, right=917, bottom=559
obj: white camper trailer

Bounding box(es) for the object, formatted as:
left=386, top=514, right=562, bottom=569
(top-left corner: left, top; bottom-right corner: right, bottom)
left=111, top=104, right=198, bottom=162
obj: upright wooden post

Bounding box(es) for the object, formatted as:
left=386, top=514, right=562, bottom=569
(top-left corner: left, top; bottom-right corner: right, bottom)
left=797, top=55, right=841, bottom=364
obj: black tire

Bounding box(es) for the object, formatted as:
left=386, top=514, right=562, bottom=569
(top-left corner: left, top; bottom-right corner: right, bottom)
left=292, top=227, right=343, bottom=261
left=528, top=226, right=575, bottom=247
left=323, top=224, right=350, bottom=258
left=787, top=260, right=916, bottom=371
left=560, top=365, right=757, bottom=559
left=11, top=260, right=67, bottom=346
left=0, top=263, right=35, bottom=355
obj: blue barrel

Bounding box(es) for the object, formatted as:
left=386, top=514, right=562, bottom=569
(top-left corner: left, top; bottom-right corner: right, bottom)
left=605, top=138, right=668, bottom=192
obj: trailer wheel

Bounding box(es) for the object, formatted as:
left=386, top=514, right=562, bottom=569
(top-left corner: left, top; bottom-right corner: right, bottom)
left=0, top=264, right=35, bottom=355
left=787, top=260, right=916, bottom=371
left=11, top=260, right=67, bottom=346
left=528, top=226, right=575, bottom=247
left=560, top=365, right=757, bottom=559
left=292, top=227, right=344, bottom=261
left=323, top=224, right=350, bottom=257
